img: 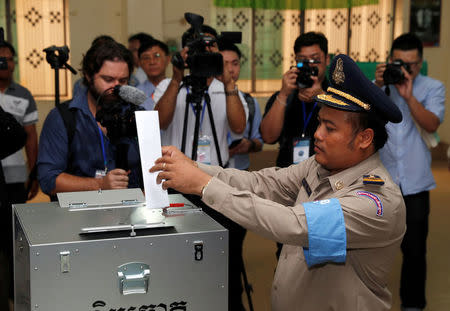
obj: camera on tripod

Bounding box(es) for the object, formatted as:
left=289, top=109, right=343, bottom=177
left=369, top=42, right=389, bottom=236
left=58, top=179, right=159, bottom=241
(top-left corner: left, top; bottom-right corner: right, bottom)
left=295, top=60, right=319, bottom=89
left=171, top=12, right=241, bottom=78
left=43, top=45, right=71, bottom=69
left=383, top=59, right=411, bottom=85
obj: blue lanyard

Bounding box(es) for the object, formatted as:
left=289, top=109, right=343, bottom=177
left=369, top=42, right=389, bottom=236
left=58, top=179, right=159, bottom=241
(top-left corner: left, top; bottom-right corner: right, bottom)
left=97, top=126, right=108, bottom=171
left=186, top=88, right=207, bottom=131
left=301, top=101, right=318, bottom=137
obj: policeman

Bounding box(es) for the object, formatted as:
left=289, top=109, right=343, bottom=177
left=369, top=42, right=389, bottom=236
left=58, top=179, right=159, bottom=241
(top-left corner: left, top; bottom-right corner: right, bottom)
left=151, top=54, right=406, bottom=310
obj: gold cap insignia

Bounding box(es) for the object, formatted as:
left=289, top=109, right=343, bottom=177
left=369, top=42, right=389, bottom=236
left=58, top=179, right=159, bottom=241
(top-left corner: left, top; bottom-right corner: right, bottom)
left=332, top=58, right=345, bottom=85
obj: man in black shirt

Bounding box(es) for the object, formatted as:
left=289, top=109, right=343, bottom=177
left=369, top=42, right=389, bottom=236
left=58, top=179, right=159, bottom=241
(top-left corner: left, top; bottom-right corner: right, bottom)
left=260, top=32, right=330, bottom=258
left=261, top=32, right=329, bottom=167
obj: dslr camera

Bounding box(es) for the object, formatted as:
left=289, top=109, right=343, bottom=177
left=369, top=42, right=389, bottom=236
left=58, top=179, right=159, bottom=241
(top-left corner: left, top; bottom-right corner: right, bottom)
left=295, top=60, right=319, bottom=89
left=383, top=59, right=411, bottom=85
left=172, top=12, right=241, bottom=78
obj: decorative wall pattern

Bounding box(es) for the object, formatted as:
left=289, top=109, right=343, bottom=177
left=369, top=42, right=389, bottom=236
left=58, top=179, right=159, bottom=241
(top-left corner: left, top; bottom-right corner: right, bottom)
left=212, top=0, right=396, bottom=93
left=15, top=0, right=71, bottom=100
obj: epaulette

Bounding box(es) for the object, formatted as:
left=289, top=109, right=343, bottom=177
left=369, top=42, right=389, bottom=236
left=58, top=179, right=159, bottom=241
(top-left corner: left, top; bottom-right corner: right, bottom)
left=363, top=174, right=385, bottom=185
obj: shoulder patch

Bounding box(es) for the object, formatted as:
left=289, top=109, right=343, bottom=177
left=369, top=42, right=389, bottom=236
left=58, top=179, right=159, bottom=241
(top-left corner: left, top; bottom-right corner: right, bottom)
left=357, top=191, right=383, bottom=216
left=363, top=174, right=385, bottom=185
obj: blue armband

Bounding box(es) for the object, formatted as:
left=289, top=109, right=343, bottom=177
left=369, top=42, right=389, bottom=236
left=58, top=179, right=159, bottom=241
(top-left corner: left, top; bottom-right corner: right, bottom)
left=302, top=198, right=346, bottom=267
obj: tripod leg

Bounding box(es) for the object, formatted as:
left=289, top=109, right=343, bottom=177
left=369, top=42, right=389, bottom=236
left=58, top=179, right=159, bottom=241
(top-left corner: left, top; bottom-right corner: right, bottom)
left=204, top=93, right=223, bottom=167
left=181, top=99, right=190, bottom=154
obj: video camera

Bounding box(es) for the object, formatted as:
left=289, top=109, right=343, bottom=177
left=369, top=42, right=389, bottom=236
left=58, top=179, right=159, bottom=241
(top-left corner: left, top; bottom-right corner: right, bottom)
left=383, top=59, right=411, bottom=85
left=294, top=60, right=319, bottom=89
left=95, top=85, right=145, bottom=143
left=171, top=12, right=241, bottom=78
left=95, top=85, right=146, bottom=170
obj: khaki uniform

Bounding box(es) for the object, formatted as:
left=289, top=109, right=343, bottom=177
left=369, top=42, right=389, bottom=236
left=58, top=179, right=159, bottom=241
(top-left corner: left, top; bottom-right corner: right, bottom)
left=200, top=153, right=405, bottom=311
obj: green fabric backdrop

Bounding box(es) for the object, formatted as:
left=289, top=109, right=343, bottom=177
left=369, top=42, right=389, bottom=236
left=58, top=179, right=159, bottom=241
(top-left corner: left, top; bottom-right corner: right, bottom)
left=214, top=0, right=378, bottom=10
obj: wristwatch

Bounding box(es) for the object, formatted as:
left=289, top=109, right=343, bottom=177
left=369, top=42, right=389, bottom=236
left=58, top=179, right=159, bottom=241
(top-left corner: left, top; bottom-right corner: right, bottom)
left=225, top=85, right=239, bottom=96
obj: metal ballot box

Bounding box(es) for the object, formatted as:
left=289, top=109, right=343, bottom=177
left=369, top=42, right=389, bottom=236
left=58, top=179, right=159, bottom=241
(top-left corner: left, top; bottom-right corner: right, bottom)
left=13, top=189, right=228, bottom=311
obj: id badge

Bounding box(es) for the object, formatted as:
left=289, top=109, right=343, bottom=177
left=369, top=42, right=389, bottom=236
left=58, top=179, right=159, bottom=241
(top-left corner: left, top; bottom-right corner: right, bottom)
left=197, top=135, right=212, bottom=164
left=95, top=169, right=107, bottom=178
left=293, top=138, right=310, bottom=164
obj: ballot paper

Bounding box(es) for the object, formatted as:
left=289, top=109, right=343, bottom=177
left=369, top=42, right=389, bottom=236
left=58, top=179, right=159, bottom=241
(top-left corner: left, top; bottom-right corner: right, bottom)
left=135, top=111, right=169, bottom=208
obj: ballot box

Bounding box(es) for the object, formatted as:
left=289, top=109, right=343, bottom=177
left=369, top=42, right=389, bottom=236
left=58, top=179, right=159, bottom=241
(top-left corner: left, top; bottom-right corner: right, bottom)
left=13, top=189, right=228, bottom=311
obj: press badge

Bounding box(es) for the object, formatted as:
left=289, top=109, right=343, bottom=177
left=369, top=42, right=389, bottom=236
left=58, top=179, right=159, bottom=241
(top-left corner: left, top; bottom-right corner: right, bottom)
left=95, top=169, right=107, bottom=178
left=197, top=135, right=211, bottom=164
left=293, top=138, right=310, bottom=164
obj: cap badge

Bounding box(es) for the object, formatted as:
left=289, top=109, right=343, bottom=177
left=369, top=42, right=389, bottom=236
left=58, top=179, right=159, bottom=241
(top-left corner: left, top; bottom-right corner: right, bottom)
left=332, top=58, right=345, bottom=85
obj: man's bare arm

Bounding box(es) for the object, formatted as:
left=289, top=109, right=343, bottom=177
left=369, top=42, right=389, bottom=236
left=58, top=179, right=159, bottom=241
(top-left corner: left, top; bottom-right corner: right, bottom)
left=52, top=169, right=129, bottom=195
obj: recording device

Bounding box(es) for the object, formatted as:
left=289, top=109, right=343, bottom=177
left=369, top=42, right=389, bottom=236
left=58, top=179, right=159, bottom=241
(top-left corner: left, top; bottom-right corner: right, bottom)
left=0, top=27, right=8, bottom=70
left=171, top=12, right=241, bottom=78
left=43, top=44, right=77, bottom=106
left=95, top=85, right=145, bottom=170
left=114, top=85, right=147, bottom=106
left=43, top=45, right=76, bottom=73
left=95, top=85, right=145, bottom=142
left=229, top=138, right=243, bottom=149
left=383, top=59, right=411, bottom=85
left=295, top=60, right=319, bottom=89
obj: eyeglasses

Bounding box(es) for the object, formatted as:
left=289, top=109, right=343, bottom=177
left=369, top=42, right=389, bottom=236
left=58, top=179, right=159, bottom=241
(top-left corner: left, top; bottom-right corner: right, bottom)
left=391, top=59, right=421, bottom=67
left=140, top=53, right=162, bottom=62
left=295, top=58, right=321, bottom=64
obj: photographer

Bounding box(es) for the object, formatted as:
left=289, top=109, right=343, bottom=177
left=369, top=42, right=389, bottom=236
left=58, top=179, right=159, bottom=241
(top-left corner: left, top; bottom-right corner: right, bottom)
left=154, top=24, right=246, bottom=167
left=37, top=41, right=143, bottom=197
left=260, top=32, right=329, bottom=259
left=375, top=33, right=445, bottom=311
left=260, top=32, right=329, bottom=166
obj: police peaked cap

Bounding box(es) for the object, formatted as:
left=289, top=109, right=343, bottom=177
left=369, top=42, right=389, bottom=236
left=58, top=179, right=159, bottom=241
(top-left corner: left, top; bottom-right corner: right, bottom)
left=315, top=54, right=402, bottom=123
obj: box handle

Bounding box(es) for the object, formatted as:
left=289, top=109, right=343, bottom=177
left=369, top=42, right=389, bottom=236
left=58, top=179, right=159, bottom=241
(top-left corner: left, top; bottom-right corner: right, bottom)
left=117, top=262, right=151, bottom=295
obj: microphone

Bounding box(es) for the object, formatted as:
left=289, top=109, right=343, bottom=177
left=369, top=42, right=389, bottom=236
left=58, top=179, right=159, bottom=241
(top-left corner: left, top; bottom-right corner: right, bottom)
left=113, top=85, right=147, bottom=106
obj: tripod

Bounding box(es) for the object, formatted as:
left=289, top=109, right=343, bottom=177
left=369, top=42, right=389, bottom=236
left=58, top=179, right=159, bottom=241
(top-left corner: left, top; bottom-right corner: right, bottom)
left=43, top=45, right=77, bottom=106
left=180, top=75, right=223, bottom=167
